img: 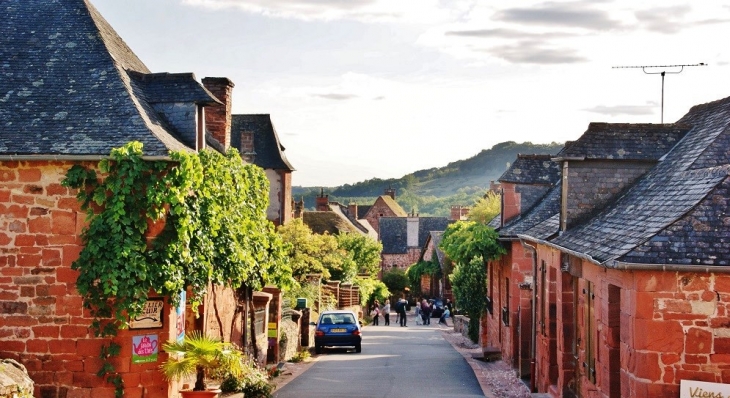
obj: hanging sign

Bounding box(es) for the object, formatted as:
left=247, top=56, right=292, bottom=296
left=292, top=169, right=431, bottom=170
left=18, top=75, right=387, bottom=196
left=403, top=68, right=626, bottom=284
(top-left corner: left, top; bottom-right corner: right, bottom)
left=132, top=334, right=159, bottom=364
left=130, top=299, right=164, bottom=329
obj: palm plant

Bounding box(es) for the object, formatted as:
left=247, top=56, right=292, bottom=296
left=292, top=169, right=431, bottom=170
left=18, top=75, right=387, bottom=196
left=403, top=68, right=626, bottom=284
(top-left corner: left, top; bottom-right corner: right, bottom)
left=160, top=331, right=246, bottom=391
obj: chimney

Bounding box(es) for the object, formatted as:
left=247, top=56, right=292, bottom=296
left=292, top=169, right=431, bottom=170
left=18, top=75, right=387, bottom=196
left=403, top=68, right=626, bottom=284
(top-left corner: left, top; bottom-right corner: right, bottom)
left=450, top=205, right=469, bottom=221
left=240, top=130, right=255, bottom=162
left=316, top=188, right=330, bottom=211
left=384, top=187, right=396, bottom=199
left=202, top=77, right=235, bottom=151
left=293, top=197, right=304, bottom=219
left=348, top=202, right=358, bottom=218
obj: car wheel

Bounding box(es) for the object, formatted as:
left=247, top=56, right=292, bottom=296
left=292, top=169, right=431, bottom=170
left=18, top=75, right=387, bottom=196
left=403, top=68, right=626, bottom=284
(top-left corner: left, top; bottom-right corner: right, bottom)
left=355, top=344, right=361, bottom=353
left=315, top=345, right=322, bottom=354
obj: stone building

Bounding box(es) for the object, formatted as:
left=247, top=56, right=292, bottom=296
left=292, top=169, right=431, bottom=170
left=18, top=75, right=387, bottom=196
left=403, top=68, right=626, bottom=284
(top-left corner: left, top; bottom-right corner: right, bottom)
left=379, top=215, right=452, bottom=273
left=0, top=1, right=290, bottom=397
left=232, top=114, right=295, bottom=226
left=485, top=111, right=730, bottom=397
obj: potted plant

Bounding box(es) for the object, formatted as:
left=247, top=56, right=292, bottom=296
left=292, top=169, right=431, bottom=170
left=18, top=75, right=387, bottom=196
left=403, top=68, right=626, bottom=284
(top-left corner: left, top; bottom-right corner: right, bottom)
left=160, top=331, right=246, bottom=398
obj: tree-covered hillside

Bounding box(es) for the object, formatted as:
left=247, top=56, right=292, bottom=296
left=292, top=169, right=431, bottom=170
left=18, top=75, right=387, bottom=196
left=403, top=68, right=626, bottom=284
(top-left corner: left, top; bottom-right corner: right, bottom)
left=293, top=141, right=563, bottom=217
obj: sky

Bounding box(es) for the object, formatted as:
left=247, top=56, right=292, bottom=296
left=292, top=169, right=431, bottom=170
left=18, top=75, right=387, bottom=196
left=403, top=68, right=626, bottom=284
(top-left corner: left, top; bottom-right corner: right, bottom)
left=90, top=0, right=730, bottom=187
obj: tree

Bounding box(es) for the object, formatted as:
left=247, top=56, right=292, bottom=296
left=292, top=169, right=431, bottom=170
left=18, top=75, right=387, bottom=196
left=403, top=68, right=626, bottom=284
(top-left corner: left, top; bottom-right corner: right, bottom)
left=440, top=221, right=505, bottom=342
left=354, top=278, right=390, bottom=307
left=468, top=191, right=501, bottom=224
left=381, top=268, right=409, bottom=298
left=278, top=218, right=338, bottom=281
left=336, top=233, right=383, bottom=278
left=406, top=255, right=441, bottom=296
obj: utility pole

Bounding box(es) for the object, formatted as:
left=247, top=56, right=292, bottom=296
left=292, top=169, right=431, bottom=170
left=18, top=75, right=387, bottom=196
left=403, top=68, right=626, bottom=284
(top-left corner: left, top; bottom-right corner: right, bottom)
left=612, top=63, right=706, bottom=123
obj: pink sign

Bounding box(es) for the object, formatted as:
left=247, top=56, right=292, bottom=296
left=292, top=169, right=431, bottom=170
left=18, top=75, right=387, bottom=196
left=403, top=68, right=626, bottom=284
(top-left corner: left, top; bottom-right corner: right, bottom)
left=132, top=334, right=159, bottom=364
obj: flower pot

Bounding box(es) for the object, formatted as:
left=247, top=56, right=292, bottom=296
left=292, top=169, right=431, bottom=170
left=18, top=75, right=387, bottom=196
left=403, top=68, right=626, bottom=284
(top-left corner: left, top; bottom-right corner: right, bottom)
left=179, top=389, right=221, bottom=398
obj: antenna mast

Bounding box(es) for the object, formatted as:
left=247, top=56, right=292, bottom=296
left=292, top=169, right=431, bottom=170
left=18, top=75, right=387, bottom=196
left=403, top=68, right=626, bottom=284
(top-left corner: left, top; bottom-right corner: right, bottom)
left=612, top=63, right=706, bottom=123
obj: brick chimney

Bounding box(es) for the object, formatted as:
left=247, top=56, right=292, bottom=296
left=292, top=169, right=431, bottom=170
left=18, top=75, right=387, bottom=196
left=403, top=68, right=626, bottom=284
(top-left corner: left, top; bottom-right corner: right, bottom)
left=316, top=188, right=330, bottom=211
left=293, top=197, right=304, bottom=219
left=450, top=205, right=469, bottom=221
left=202, top=77, right=234, bottom=151
left=384, top=187, right=396, bottom=199
left=348, top=203, right=358, bottom=218
left=240, top=130, right=255, bottom=162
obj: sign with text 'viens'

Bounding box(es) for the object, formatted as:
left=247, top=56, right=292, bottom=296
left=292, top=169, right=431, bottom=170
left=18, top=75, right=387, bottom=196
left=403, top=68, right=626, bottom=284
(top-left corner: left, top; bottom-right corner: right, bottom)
left=680, top=379, right=730, bottom=398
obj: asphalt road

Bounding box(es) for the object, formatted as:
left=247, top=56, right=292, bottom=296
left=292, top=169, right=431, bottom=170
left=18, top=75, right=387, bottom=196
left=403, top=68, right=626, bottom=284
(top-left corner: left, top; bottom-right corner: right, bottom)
left=273, top=317, right=485, bottom=398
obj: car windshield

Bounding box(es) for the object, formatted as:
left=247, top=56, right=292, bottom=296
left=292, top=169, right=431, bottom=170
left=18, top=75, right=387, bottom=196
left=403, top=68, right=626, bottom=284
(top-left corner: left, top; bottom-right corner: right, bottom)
left=321, top=313, right=355, bottom=325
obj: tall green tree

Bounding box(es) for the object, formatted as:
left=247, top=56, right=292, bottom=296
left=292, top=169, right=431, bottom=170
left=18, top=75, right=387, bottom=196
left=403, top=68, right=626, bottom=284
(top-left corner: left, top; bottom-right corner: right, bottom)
left=381, top=268, right=409, bottom=298
left=336, top=233, right=383, bottom=278
left=440, top=221, right=505, bottom=342
left=278, top=218, right=339, bottom=281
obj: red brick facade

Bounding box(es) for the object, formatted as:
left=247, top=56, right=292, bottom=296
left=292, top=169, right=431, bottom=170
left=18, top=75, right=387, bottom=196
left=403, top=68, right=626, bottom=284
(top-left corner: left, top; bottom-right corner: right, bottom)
left=0, top=160, right=182, bottom=398
left=0, top=160, right=268, bottom=398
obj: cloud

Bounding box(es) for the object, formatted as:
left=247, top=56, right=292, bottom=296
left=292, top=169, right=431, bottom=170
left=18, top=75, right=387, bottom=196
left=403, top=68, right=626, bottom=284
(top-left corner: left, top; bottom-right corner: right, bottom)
left=181, top=0, right=447, bottom=22
left=494, top=1, right=622, bottom=31
left=486, top=40, right=587, bottom=64
left=582, top=104, right=656, bottom=116
left=634, top=5, right=691, bottom=33
left=445, top=28, right=575, bottom=40
left=314, top=93, right=359, bottom=100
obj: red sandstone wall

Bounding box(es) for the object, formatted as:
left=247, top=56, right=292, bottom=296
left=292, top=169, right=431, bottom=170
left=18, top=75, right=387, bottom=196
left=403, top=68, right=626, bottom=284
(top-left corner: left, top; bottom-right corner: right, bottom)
left=530, top=242, right=730, bottom=398
left=0, top=160, right=181, bottom=398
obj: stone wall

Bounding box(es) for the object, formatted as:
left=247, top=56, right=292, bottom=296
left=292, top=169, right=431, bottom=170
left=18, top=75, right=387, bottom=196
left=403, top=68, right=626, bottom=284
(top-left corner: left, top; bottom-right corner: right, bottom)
left=0, top=160, right=176, bottom=398
left=278, top=319, right=300, bottom=362
left=453, top=315, right=470, bottom=339
left=532, top=243, right=730, bottom=398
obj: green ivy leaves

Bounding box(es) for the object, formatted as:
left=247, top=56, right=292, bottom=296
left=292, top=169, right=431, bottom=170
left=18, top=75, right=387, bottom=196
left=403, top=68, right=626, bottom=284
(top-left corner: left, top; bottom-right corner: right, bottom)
left=62, top=141, right=292, bottom=333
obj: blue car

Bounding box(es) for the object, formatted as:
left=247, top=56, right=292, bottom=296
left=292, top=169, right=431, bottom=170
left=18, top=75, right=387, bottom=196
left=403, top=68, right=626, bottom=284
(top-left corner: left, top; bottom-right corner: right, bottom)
left=314, top=310, right=362, bottom=354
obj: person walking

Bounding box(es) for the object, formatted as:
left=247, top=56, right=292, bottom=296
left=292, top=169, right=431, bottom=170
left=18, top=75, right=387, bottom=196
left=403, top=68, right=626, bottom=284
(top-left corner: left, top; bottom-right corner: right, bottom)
left=371, top=301, right=380, bottom=326
left=414, top=299, right=422, bottom=325
left=397, top=297, right=408, bottom=327
left=383, top=299, right=391, bottom=326
left=421, top=298, right=431, bottom=325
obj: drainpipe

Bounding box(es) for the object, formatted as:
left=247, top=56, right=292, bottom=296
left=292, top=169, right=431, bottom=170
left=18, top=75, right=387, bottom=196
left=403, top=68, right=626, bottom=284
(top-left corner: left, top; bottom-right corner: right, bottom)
left=520, top=239, right=538, bottom=393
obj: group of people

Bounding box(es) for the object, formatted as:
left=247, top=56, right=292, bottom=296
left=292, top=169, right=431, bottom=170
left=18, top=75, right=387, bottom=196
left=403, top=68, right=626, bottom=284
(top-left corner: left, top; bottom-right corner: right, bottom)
left=369, top=297, right=452, bottom=327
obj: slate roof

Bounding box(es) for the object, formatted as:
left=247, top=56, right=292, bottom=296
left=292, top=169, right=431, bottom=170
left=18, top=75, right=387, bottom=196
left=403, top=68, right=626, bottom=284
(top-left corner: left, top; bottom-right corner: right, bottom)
left=0, top=0, right=217, bottom=158
left=500, top=181, right=562, bottom=240
left=302, top=211, right=362, bottom=235
left=380, top=217, right=452, bottom=254
left=555, top=123, right=691, bottom=161
left=499, top=154, right=561, bottom=185
left=231, top=114, right=295, bottom=171
left=128, top=72, right=221, bottom=105
left=542, top=96, right=730, bottom=266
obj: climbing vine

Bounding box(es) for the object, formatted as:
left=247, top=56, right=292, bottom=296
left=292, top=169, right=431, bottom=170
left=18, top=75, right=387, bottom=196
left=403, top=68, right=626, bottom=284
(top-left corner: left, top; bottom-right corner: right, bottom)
left=62, top=142, right=292, bottom=396
left=406, top=255, right=441, bottom=295
left=440, top=221, right=505, bottom=343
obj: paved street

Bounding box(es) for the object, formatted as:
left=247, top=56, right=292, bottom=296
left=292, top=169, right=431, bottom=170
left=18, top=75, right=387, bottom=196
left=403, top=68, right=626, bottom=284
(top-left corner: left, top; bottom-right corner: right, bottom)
left=273, top=317, right=485, bottom=398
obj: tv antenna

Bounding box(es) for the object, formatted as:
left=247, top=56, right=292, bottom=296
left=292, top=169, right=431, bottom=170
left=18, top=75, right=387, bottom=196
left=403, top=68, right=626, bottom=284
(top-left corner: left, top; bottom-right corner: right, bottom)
left=612, top=63, right=706, bottom=123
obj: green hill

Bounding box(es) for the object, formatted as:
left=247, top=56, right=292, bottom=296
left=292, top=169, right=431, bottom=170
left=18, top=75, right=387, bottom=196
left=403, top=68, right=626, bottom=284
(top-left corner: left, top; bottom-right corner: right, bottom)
left=293, top=141, right=563, bottom=217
